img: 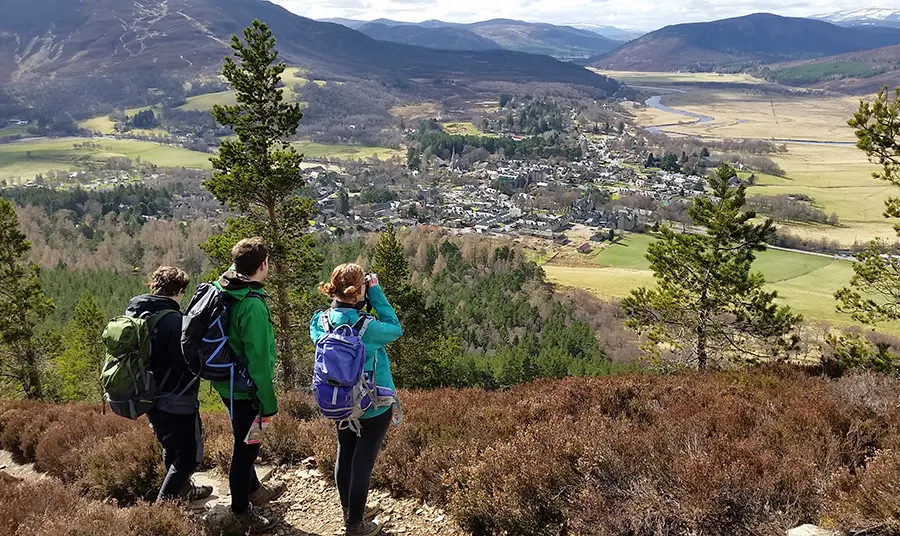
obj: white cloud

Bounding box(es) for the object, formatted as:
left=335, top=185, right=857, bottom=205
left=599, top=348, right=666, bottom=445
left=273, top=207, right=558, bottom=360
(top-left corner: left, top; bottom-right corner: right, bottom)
left=270, top=0, right=895, bottom=30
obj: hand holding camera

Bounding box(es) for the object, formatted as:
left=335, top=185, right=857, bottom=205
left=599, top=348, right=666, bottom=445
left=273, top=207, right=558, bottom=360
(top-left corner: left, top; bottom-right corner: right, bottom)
left=365, top=272, right=380, bottom=289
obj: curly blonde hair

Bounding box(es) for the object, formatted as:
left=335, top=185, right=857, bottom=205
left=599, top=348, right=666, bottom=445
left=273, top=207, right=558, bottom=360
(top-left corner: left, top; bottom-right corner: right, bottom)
left=319, top=263, right=366, bottom=303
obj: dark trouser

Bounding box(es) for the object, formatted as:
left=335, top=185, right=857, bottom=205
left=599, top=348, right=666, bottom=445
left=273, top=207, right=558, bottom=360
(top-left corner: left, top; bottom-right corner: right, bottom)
left=335, top=409, right=393, bottom=525
left=148, top=408, right=203, bottom=501
left=224, top=397, right=262, bottom=514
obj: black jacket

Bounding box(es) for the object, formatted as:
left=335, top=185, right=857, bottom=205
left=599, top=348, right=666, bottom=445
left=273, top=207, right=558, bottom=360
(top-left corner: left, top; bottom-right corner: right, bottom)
left=126, top=294, right=199, bottom=414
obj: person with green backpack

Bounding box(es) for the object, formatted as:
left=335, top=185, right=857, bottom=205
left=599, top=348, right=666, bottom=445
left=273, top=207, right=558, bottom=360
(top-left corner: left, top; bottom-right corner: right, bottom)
left=102, top=267, right=211, bottom=502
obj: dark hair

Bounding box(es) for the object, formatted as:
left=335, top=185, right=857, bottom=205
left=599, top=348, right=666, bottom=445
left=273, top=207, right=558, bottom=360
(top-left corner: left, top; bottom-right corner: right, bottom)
left=149, top=266, right=190, bottom=297
left=232, top=237, right=268, bottom=276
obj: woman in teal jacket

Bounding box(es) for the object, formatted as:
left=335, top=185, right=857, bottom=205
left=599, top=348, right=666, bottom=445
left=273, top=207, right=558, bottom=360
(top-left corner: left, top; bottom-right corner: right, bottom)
left=310, top=263, right=402, bottom=536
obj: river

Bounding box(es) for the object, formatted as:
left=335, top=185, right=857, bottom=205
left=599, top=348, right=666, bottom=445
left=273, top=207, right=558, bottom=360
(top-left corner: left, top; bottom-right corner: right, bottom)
left=643, top=95, right=855, bottom=147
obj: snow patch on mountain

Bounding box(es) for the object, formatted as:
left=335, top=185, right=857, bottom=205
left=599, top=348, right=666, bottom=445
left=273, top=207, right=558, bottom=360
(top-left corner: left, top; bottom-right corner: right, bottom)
left=813, top=8, right=900, bottom=26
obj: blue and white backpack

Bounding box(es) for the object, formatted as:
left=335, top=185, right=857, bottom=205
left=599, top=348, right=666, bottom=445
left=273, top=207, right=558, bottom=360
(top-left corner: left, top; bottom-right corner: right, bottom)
left=313, top=310, right=401, bottom=434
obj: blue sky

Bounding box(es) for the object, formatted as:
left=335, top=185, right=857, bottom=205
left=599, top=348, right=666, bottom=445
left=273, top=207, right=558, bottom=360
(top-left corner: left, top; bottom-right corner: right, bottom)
left=270, top=0, right=895, bottom=31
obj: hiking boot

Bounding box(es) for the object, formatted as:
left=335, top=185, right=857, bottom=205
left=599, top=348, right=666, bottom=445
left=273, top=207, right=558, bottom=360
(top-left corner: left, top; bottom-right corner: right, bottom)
left=249, top=480, right=287, bottom=507
left=179, top=480, right=213, bottom=502
left=236, top=504, right=278, bottom=533
left=342, top=504, right=382, bottom=523
left=346, top=519, right=382, bottom=536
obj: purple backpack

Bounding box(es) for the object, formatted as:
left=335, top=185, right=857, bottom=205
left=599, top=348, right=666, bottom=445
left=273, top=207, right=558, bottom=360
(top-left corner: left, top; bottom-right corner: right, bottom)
left=314, top=311, right=398, bottom=434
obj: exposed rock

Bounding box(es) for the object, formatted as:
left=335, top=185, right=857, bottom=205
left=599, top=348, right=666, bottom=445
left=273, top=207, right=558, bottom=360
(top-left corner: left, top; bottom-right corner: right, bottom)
left=788, top=525, right=841, bottom=536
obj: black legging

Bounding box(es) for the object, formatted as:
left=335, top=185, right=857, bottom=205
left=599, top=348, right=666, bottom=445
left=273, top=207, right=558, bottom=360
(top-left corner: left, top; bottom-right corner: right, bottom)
left=148, top=409, right=203, bottom=501
left=224, top=398, right=262, bottom=514
left=335, top=409, right=393, bottom=524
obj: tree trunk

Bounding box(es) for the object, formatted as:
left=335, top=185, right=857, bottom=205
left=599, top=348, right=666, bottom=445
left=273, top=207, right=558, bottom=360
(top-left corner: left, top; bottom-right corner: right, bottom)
left=22, top=345, right=43, bottom=400
left=267, top=202, right=296, bottom=389
left=696, top=322, right=708, bottom=370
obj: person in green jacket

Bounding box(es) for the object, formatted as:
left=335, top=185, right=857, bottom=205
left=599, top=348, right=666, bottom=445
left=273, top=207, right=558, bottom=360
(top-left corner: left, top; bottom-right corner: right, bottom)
left=310, top=263, right=403, bottom=536
left=212, top=237, right=286, bottom=532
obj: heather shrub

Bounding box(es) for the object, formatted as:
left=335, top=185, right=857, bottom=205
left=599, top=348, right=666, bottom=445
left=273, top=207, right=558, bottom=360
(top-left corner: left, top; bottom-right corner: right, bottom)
left=0, top=479, right=200, bottom=536
left=261, top=415, right=315, bottom=465
left=279, top=390, right=319, bottom=421
left=82, top=426, right=165, bottom=504
left=0, top=479, right=79, bottom=533
left=359, top=372, right=900, bottom=535
left=35, top=412, right=135, bottom=481
left=200, top=412, right=233, bottom=473
left=825, top=450, right=900, bottom=535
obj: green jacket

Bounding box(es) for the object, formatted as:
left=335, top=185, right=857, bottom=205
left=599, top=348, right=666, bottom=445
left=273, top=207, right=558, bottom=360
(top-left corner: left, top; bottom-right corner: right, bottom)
left=309, top=285, right=402, bottom=419
left=211, top=271, right=278, bottom=417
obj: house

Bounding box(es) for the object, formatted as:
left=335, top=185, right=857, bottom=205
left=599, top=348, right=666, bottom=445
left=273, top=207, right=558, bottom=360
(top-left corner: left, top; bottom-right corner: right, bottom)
left=577, top=243, right=593, bottom=254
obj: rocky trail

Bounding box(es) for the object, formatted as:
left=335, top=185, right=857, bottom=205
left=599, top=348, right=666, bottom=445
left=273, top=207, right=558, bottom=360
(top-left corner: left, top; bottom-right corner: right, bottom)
left=0, top=450, right=463, bottom=536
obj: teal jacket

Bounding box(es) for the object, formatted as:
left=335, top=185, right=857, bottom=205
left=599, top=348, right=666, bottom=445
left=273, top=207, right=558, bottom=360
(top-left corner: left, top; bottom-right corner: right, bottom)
left=309, top=285, right=402, bottom=419
left=211, top=271, right=278, bottom=417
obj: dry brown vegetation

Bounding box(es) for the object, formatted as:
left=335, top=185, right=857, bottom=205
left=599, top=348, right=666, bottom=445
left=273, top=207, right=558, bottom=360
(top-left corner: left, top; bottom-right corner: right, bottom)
left=3, top=370, right=900, bottom=535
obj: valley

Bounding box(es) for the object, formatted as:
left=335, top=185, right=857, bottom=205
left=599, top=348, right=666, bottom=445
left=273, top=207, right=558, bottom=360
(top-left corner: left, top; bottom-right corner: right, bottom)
left=594, top=71, right=889, bottom=245
left=3, top=4, right=900, bottom=536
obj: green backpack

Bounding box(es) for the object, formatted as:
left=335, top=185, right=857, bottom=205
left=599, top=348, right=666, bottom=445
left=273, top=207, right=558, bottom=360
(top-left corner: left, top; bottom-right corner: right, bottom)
left=100, top=310, right=177, bottom=419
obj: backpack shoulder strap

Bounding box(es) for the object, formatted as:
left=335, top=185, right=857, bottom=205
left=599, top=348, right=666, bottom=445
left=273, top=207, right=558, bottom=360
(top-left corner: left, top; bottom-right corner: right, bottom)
left=320, top=309, right=334, bottom=332
left=355, top=314, right=373, bottom=338
left=147, top=309, right=178, bottom=334
left=146, top=309, right=179, bottom=388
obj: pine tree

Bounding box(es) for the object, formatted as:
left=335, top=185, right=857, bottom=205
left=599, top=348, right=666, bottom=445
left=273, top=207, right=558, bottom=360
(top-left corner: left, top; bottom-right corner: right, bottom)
left=372, top=224, right=410, bottom=299
left=55, top=293, right=107, bottom=403
left=203, top=20, right=322, bottom=388
left=0, top=199, right=54, bottom=398
left=371, top=224, right=450, bottom=388
left=836, top=88, right=900, bottom=324
left=622, top=164, right=801, bottom=369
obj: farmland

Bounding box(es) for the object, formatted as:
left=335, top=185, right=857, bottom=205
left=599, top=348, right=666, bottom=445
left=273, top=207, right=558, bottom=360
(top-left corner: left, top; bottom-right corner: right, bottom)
left=542, top=232, right=900, bottom=332
left=0, top=138, right=212, bottom=184
left=291, top=141, right=402, bottom=161
left=614, top=73, right=886, bottom=246
left=592, top=70, right=766, bottom=86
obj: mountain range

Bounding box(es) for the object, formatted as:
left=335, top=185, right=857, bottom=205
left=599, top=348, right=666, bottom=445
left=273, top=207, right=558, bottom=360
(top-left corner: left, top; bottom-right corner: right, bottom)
left=812, top=8, right=900, bottom=28
left=326, top=18, right=623, bottom=58
left=0, top=0, right=618, bottom=90
left=592, top=13, right=900, bottom=71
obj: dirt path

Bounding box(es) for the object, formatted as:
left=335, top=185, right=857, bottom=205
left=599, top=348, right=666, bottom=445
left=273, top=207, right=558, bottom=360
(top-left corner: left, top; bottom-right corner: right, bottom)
left=0, top=450, right=464, bottom=536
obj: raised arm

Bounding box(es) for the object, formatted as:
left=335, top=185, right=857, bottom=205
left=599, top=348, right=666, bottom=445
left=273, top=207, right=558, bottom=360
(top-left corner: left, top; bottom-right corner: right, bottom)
left=363, top=282, right=403, bottom=347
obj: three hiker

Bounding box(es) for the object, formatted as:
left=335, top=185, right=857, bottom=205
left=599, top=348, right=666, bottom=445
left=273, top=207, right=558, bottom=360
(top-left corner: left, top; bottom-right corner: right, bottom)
left=108, top=241, right=402, bottom=536
left=311, top=263, right=403, bottom=536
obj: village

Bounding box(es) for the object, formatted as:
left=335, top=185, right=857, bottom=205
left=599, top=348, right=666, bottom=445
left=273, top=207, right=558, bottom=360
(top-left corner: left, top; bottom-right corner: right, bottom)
left=307, top=129, right=708, bottom=249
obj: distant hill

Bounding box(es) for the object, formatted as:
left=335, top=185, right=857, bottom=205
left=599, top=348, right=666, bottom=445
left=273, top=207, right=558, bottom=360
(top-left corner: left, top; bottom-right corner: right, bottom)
left=357, top=22, right=501, bottom=51
left=568, top=24, right=645, bottom=42
left=326, top=17, right=621, bottom=59
left=0, top=0, right=619, bottom=96
left=812, top=8, right=900, bottom=28
left=757, top=44, right=900, bottom=94
left=592, top=13, right=900, bottom=71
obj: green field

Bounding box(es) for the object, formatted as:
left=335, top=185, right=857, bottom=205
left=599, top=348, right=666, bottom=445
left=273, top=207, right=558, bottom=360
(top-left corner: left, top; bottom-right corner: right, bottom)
left=292, top=141, right=402, bottom=161
left=0, top=138, right=212, bottom=183
left=178, top=83, right=309, bottom=112
left=546, top=233, right=899, bottom=332
left=177, top=90, right=238, bottom=111
left=0, top=125, right=30, bottom=139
